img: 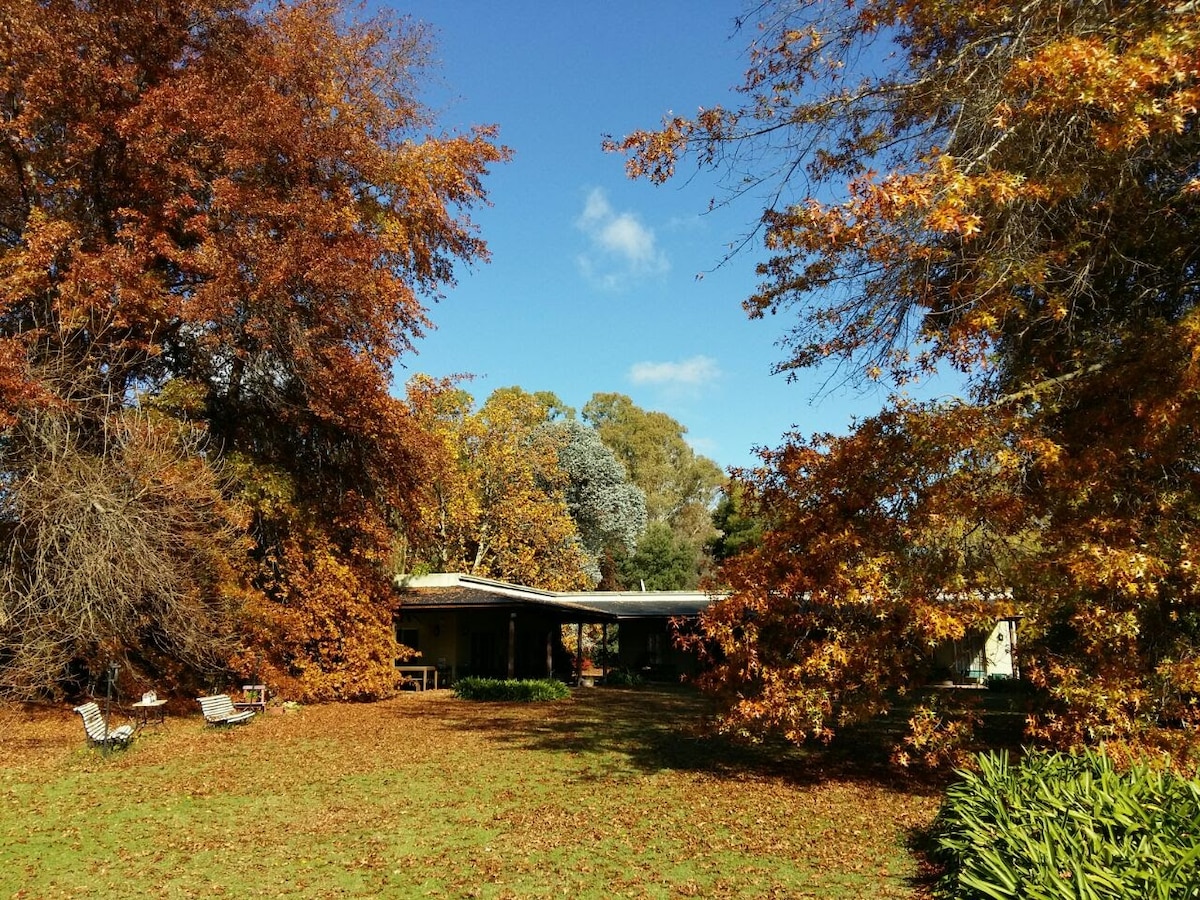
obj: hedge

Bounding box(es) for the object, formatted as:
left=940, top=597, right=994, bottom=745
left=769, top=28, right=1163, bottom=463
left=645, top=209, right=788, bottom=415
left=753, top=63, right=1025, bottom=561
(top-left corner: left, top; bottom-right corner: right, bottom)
left=452, top=677, right=570, bottom=702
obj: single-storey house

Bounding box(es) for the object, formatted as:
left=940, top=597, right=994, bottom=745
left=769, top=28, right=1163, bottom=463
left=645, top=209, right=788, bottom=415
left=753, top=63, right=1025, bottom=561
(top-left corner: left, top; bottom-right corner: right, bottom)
left=393, top=573, right=1023, bottom=687
left=393, top=573, right=713, bottom=684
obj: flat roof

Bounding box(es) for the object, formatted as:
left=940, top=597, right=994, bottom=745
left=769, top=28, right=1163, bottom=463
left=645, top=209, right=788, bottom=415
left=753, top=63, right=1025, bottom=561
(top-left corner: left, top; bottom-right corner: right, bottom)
left=554, top=595, right=713, bottom=618
left=395, top=573, right=719, bottom=620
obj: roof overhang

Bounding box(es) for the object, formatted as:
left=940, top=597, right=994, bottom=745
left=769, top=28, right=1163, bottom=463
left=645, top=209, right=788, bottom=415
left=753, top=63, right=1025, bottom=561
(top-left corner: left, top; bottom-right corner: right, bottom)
left=394, top=573, right=721, bottom=621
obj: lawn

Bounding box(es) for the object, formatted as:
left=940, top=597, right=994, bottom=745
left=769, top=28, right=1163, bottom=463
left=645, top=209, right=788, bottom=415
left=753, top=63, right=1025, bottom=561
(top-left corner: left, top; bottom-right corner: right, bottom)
left=0, top=686, right=941, bottom=899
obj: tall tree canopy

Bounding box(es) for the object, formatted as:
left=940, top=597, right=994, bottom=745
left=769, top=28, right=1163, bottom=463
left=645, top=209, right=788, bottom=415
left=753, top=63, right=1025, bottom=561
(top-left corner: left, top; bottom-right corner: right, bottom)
left=544, top=418, right=647, bottom=587
left=401, top=380, right=591, bottom=591
left=582, top=393, right=724, bottom=589
left=0, top=0, right=505, bottom=699
left=583, top=393, right=723, bottom=535
left=616, top=0, right=1200, bottom=760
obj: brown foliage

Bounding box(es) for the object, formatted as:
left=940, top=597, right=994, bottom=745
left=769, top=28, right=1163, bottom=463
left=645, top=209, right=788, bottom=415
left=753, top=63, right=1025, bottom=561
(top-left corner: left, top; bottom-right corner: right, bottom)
left=0, top=408, right=246, bottom=699
left=621, top=0, right=1200, bottom=763
left=0, top=0, right=506, bottom=697
left=234, top=526, right=405, bottom=702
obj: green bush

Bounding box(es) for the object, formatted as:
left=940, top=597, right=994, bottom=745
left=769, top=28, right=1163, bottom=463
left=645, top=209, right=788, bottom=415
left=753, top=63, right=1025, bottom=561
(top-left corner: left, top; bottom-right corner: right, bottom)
left=984, top=674, right=1027, bottom=693
left=932, top=748, right=1200, bottom=899
left=453, top=677, right=570, bottom=702
left=604, top=668, right=644, bottom=687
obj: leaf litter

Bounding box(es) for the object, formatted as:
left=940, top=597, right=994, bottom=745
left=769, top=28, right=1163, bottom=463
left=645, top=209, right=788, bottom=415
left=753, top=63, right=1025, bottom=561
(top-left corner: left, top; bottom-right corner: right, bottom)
left=0, top=687, right=937, bottom=898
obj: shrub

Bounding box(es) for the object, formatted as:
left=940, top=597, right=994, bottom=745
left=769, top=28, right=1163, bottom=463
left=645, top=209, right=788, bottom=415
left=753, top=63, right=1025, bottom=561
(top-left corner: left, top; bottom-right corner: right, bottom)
left=604, top=668, right=644, bottom=687
left=985, top=674, right=1027, bottom=694
left=932, top=748, right=1200, bottom=899
left=453, top=677, right=570, bottom=702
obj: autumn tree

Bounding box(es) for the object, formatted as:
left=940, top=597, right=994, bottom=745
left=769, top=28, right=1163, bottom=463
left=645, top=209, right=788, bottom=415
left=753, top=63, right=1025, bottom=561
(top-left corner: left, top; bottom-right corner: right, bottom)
left=488, top=385, right=577, bottom=424
left=402, top=380, right=592, bottom=591
left=0, top=407, right=247, bottom=699
left=0, top=0, right=505, bottom=698
left=615, top=0, right=1200, bottom=760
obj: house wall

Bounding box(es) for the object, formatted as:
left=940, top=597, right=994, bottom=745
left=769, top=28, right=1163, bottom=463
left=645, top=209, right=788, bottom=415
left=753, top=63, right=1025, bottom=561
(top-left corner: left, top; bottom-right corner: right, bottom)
left=396, top=608, right=565, bottom=682
left=983, top=619, right=1015, bottom=678
left=932, top=620, right=1016, bottom=682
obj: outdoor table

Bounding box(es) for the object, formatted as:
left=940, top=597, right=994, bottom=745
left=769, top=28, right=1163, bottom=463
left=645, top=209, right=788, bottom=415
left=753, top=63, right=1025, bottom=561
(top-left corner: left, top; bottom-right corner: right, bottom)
left=395, top=665, right=438, bottom=690
left=131, top=698, right=167, bottom=727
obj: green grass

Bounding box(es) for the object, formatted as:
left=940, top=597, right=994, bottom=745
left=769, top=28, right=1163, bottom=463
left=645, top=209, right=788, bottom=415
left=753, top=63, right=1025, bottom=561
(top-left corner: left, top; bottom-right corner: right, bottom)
left=0, top=687, right=939, bottom=898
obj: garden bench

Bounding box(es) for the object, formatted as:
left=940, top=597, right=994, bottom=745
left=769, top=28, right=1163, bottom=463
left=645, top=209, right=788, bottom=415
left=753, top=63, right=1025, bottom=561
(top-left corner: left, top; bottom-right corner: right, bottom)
left=74, top=701, right=135, bottom=747
left=197, top=693, right=255, bottom=725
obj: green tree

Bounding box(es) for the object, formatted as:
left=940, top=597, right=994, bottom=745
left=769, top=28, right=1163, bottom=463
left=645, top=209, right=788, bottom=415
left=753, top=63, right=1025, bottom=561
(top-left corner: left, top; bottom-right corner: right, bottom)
left=707, top=482, right=764, bottom=564
left=582, top=393, right=723, bottom=589
left=619, top=522, right=702, bottom=591
left=583, top=393, right=723, bottom=535
left=545, top=419, right=647, bottom=587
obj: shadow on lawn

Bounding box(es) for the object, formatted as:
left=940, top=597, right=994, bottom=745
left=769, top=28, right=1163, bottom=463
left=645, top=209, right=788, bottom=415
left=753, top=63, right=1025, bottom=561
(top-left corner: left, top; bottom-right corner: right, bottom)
left=419, top=684, right=981, bottom=794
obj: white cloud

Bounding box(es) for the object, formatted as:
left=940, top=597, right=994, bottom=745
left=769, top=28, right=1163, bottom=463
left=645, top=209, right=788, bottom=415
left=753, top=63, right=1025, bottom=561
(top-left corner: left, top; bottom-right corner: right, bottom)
left=575, top=188, right=668, bottom=287
left=628, top=355, right=721, bottom=388
left=577, top=188, right=612, bottom=230
left=686, top=435, right=721, bottom=459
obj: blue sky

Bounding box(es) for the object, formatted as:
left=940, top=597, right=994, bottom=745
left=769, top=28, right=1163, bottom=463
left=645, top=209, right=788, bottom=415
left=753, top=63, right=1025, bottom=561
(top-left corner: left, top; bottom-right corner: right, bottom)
left=384, top=1, right=959, bottom=470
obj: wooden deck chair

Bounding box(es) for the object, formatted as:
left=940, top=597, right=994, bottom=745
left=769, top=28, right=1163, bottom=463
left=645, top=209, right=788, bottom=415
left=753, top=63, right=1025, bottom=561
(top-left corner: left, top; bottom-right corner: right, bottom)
left=73, top=702, right=135, bottom=747
left=233, top=684, right=267, bottom=713
left=196, top=694, right=255, bottom=725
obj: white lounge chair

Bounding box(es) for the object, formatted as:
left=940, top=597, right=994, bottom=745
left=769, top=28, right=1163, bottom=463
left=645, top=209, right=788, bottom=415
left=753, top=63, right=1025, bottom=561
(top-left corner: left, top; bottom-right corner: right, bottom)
left=74, top=701, right=135, bottom=747
left=197, top=693, right=255, bottom=725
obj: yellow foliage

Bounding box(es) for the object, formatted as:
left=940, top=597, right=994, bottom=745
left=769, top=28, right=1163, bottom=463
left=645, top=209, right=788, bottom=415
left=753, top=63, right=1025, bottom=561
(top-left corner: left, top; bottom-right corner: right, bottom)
left=403, top=379, right=591, bottom=590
